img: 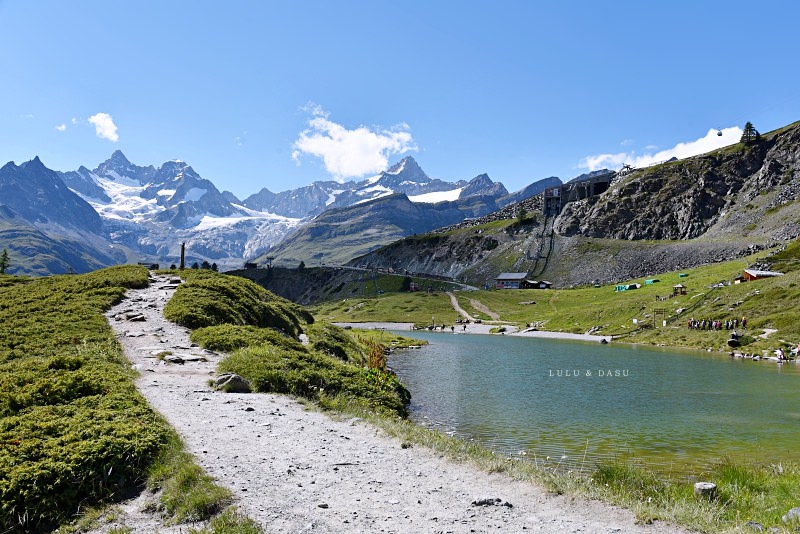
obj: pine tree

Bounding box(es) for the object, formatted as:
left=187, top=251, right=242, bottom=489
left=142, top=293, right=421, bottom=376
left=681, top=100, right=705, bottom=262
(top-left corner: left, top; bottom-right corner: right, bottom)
left=0, top=248, right=8, bottom=274
left=741, top=122, right=760, bottom=145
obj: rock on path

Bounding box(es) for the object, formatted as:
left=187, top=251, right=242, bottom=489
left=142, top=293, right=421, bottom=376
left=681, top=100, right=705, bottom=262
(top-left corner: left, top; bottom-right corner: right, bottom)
left=96, top=274, right=689, bottom=533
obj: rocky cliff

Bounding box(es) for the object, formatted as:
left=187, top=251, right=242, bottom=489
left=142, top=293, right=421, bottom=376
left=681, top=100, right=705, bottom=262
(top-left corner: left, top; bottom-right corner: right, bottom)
left=554, top=121, right=800, bottom=242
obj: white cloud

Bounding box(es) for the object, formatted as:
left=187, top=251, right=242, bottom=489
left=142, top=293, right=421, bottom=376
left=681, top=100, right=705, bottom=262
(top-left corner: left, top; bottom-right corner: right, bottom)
left=292, top=104, right=417, bottom=180
left=55, top=124, right=66, bottom=132
left=88, top=112, right=119, bottom=142
left=71, top=117, right=79, bottom=125
left=580, top=127, right=743, bottom=171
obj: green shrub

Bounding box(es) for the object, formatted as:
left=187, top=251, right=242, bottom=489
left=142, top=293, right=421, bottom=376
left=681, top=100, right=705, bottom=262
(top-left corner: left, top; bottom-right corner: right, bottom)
left=168, top=274, right=412, bottom=418
left=218, top=344, right=410, bottom=416
left=190, top=324, right=304, bottom=353
left=306, top=323, right=368, bottom=364
left=164, top=271, right=312, bottom=336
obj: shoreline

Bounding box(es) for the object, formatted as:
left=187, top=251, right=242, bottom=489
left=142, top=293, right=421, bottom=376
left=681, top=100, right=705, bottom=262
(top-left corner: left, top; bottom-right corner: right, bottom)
left=334, top=321, right=610, bottom=343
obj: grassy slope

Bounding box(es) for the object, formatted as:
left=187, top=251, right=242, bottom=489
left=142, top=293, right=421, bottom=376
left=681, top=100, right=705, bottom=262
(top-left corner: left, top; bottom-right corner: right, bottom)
left=0, top=267, right=172, bottom=532
left=0, top=266, right=259, bottom=533
left=315, top=242, right=800, bottom=355
left=164, top=269, right=413, bottom=417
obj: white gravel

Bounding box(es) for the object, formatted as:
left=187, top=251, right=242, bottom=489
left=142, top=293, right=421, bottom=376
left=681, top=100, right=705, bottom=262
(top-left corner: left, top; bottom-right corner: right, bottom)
left=94, top=275, right=689, bottom=533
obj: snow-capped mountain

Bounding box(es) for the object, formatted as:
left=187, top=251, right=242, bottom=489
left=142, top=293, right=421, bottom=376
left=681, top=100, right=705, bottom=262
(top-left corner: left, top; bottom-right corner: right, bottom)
left=57, top=151, right=302, bottom=270
left=242, top=156, right=477, bottom=218
left=2, top=150, right=560, bottom=275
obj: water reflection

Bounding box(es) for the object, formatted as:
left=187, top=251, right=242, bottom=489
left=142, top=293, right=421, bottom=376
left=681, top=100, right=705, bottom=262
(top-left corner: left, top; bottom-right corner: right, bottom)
left=388, top=331, right=800, bottom=473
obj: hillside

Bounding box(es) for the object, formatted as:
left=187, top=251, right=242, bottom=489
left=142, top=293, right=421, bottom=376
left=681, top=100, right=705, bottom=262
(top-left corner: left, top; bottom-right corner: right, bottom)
left=352, top=120, right=800, bottom=288
left=556, top=120, right=800, bottom=243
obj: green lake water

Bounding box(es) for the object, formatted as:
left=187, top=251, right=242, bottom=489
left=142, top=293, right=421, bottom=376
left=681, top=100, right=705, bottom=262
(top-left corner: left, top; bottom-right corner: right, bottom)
left=387, top=331, right=800, bottom=473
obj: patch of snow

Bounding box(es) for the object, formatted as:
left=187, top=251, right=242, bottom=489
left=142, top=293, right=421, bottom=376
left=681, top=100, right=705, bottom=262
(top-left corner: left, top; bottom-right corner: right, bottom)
left=326, top=190, right=344, bottom=206
left=400, top=180, right=428, bottom=186
left=105, top=170, right=140, bottom=187
left=83, top=175, right=162, bottom=222
left=157, top=189, right=176, bottom=197
left=353, top=191, right=395, bottom=205
left=195, top=210, right=302, bottom=231
left=184, top=188, right=208, bottom=202
left=366, top=174, right=382, bottom=184
left=409, top=188, right=463, bottom=203
left=386, top=160, right=406, bottom=175
left=359, top=184, right=393, bottom=195
left=230, top=203, right=301, bottom=222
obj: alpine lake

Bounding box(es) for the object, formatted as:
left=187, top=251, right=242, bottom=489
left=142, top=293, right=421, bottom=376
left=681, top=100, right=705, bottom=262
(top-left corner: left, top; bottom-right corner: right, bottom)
left=386, top=330, right=800, bottom=475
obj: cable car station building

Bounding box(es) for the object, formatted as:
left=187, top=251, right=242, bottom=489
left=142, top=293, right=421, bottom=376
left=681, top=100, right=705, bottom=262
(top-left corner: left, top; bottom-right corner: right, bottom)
left=543, top=171, right=614, bottom=216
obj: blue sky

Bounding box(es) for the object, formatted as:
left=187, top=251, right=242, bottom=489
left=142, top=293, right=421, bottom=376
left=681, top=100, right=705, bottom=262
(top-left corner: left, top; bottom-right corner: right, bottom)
left=1, top=1, right=798, bottom=199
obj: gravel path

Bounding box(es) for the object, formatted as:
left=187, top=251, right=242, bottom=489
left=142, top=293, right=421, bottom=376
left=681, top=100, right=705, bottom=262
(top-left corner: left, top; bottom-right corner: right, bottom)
left=96, top=274, right=689, bottom=533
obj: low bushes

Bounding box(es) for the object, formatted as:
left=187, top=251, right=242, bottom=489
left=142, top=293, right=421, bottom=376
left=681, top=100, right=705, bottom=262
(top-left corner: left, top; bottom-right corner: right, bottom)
left=170, top=272, right=412, bottom=417
left=306, top=323, right=369, bottom=365
left=0, top=266, right=174, bottom=533
left=190, top=324, right=304, bottom=353
left=218, top=344, right=410, bottom=416
left=163, top=270, right=313, bottom=336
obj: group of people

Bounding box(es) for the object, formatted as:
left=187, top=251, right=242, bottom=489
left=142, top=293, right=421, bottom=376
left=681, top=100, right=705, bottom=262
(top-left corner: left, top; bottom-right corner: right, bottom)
left=775, top=344, right=800, bottom=361
left=688, top=316, right=747, bottom=331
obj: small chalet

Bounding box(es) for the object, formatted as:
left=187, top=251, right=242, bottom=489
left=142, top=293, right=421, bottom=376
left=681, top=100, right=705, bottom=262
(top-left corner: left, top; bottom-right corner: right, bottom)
left=742, top=269, right=784, bottom=282
left=673, top=283, right=687, bottom=296
left=523, top=280, right=552, bottom=289
left=495, top=272, right=529, bottom=289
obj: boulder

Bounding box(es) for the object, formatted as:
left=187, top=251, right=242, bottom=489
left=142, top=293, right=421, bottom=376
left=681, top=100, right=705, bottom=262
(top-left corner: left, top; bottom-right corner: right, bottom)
left=693, top=482, right=717, bottom=500
left=214, top=373, right=252, bottom=393
left=783, top=506, right=800, bottom=524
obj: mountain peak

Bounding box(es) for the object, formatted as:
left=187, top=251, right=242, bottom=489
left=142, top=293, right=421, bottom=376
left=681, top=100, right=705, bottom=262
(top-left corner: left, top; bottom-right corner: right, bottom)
left=459, top=173, right=508, bottom=199
left=21, top=155, right=46, bottom=171
left=109, top=149, right=131, bottom=166
left=385, top=155, right=421, bottom=176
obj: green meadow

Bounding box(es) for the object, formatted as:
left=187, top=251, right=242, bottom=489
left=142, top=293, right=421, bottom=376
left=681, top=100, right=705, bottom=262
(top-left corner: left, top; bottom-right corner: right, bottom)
left=314, top=240, right=800, bottom=356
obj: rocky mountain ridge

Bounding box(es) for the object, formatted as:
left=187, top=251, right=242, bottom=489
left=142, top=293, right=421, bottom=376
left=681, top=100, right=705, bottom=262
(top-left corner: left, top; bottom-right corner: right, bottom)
left=556, top=122, right=800, bottom=242
left=351, top=121, right=800, bottom=289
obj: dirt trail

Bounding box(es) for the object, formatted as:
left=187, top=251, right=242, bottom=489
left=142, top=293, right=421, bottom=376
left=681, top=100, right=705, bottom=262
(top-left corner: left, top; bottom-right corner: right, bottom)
left=447, top=291, right=475, bottom=322
left=95, top=274, right=689, bottom=533
left=468, top=298, right=501, bottom=321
